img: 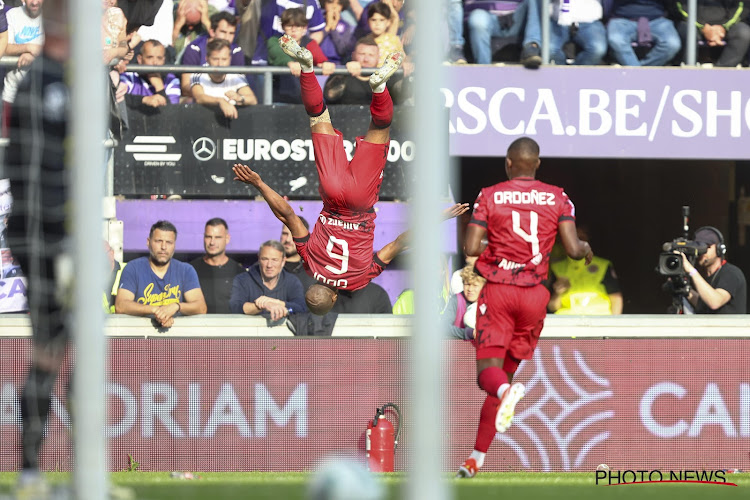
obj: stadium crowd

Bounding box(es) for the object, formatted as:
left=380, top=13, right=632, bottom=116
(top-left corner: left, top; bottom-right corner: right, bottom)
left=1, top=0, right=746, bottom=119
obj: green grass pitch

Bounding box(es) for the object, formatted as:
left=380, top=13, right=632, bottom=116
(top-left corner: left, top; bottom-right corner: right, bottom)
left=1, top=472, right=749, bottom=499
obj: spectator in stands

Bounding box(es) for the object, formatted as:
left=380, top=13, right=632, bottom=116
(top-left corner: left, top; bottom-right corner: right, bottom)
left=347, top=0, right=376, bottom=24
left=251, top=0, right=326, bottom=65
left=103, top=239, right=126, bottom=314
left=674, top=0, right=750, bottom=67
left=190, top=38, right=258, bottom=119
left=332, top=282, right=392, bottom=313
left=118, top=39, right=181, bottom=108
left=442, top=265, right=486, bottom=340
left=190, top=218, right=245, bottom=314
left=209, top=0, right=236, bottom=15
left=281, top=217, right=318, bottom=292
left=320, top=0, right=357, bottom=64
left=229, top=240, right=307, bottom=322
left=102, top=0, right=129, bottom=66
left=354, top=0, right=414, bottom=48
left=323, top=34, right=410, bottom=104
left=173, top=0, right=211, bottom=56
left=180, top=11, right=246, bottom=96
left=467, top=0, right=543, bottom=68
left=3, top=0, right=44, bottom=132
left=268, top=7, right=335, bottom=103
left=450, top=255, right=478, bottom=295
left=365, top=2, right=402, bottom=66
left=236, top=0, right=262, bottom=63
left=546, top=228, right=623, bottom=314
left=115, top=220, right=208, bottom=327
left=447, top=0, right=467, bottom=63
left=606, top=0, right=681, bottom=66
left=268, top=8, right=336, bottom=76
left=137, top=0, right=176, bottom=63
left=0, top=9, right=8, bottom=62
left=547, top=0, right=607, bottom=65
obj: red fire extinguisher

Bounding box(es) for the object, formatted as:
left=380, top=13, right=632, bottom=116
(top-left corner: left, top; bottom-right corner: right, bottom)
left=366, top=403, right=401, bottom=472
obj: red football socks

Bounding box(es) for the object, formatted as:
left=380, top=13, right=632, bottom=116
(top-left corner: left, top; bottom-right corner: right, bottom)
left=370, top=87, right=393, bottom=128
left=477, top=366, right=508, bottom=397
left=300, top=71, right=326, bottom=117
left=474, top=395, right=500, bottom=452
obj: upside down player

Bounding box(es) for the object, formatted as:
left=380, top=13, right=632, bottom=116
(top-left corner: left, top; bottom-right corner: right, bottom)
left=234, top=34, right=468, bottom=314
left=456, top=137, right=593, bottom=478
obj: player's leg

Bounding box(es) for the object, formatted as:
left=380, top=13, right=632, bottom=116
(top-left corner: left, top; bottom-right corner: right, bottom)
left=278, top=34, right=336, bottom=136
left=457, top=283, right=516, bottom=478
left=363, top=51, right=404, bottom=144
left=17, top=253, right=68, bottom=494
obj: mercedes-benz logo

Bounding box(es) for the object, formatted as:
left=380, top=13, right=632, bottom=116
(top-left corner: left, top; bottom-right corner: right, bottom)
left=193, top=137, right=216, bottom=161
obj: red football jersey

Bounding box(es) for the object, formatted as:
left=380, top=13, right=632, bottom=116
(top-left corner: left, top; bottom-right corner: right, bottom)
left=294, top=209, right=386, bottom=291
left=470, top=177, right=575, bottom=286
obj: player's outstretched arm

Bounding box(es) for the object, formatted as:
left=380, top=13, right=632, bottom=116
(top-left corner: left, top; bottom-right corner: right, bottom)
left=378, top=204, right=469, bottom=263
left=377, top=230, right=409, bottom=265
left=559, top=220, right=593, bottom=264
left=232, top=163, right=309, bottom=239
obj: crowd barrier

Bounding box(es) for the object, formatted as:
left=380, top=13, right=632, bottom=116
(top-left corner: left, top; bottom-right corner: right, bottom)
left=1, top=315, right=749, bottom=472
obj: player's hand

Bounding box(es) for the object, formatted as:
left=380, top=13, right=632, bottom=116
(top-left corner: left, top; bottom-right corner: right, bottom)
left=442, top=203, right=470, bottom=220
left=233, top=163, right=262, bottom=186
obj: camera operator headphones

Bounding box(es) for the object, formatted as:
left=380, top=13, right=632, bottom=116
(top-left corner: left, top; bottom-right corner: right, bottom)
left=695, top=226, right=727, bottom=258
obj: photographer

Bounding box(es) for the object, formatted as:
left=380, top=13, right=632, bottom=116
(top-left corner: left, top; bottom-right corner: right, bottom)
left=679, top=227, right=747, bottom=314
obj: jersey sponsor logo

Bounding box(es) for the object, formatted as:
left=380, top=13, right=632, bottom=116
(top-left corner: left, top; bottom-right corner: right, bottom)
left=494, top=190, right=556, bottom=206
left=313, top=272, right=348, bottom=289
left=321, top=217, right=362, bottom=231
left=498, top=258, right=526, bottom=271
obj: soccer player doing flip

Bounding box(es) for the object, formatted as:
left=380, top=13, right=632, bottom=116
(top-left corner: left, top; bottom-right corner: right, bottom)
left=233, top=34, right=467, bottom=314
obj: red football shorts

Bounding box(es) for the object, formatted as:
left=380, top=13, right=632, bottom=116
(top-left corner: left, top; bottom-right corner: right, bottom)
left=474, top=283, right=550, bottom=361
left=312, top=130, right=388, bottom=213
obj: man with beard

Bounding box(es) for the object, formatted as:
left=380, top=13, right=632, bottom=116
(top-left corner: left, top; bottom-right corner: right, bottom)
left=679, top=226, right=747, bottom=314
left=190, top=218, right=245, bottom=313
left=280, top=216, right=317, bottom=292
left=116, top=220, right=207, bottom=326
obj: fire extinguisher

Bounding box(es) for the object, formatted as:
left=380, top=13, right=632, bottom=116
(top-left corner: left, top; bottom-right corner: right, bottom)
left=366, top=403, right=401, bottom=472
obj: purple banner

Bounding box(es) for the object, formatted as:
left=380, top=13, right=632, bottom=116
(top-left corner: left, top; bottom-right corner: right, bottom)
left=116, top=200, right=460, bottom=305
left=446, top=66, right=750, bottom=159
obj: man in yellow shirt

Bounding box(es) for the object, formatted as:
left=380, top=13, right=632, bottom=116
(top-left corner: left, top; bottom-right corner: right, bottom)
left=547, top=228, right=623, bottom=315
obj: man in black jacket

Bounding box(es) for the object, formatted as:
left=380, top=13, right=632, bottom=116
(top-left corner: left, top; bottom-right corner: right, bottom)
left=229, top=240, right=307, bottom=321
left=675, top=0, right=750, bottom=67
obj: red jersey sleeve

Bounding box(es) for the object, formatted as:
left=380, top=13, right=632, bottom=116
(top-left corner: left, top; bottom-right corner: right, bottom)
left=559, top=190, right=576, bottom=222
left=469, top=190, right=488, bottom=229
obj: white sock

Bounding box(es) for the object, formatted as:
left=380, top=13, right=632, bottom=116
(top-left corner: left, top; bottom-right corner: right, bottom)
left=372, top=82, right=386, bottom=93
left=470, top=450, right=486, bottom=468
left=497, top=383, right=509, bottom=400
